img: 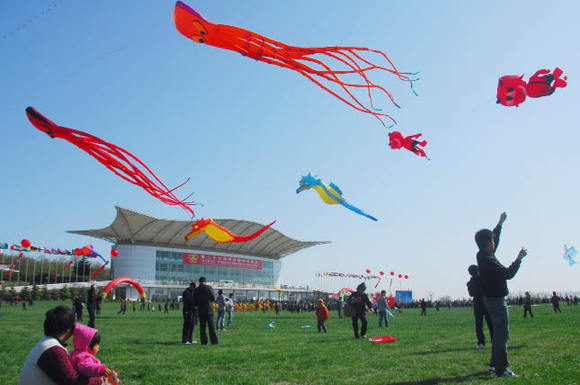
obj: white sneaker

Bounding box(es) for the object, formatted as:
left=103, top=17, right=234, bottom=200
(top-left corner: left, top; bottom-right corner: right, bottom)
left=496, top=369, right=518, bottom=377
left=184, top=342, right=192, bottom=345
left=477, top=343, right=485, bottom=349
left=488, top=366, right=495, bottom=372
left=191, top=341, right=197, bottom=344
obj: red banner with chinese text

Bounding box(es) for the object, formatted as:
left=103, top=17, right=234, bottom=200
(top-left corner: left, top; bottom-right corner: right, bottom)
left=182, top=253, right=262, bottom=270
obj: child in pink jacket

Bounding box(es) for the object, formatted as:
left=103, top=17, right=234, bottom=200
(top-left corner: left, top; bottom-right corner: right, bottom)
left=71, top=323, right=112, bottom=380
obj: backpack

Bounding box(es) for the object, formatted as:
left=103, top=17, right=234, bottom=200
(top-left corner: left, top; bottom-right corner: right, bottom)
left=343, top=295, right=356, bottom=317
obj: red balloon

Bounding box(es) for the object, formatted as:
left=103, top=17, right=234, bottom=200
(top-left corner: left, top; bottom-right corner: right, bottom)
left=398, top=274, right=402, bottom=278
left=74, top=248, right=82, bottom=256
left=379, top=271, right=384, bottom=276
left=390, top=271, right=394, bottom=276
left=82, top=247, right=91, bottom=255
left=21, top=239, right=31, bottom=248
left=365, top=269, right=371, bottom=274
left=111, top=248, right=119, bottom=257
left=404, top=275, right=409, bottom=279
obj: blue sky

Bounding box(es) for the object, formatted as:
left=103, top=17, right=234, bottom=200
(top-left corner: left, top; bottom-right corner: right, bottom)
left=1, top=0, right=579, bottom=298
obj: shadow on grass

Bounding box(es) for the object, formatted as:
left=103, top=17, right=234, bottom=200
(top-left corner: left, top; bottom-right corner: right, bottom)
left=383, top=370, right=490, bottom=384
left=125, top=339, right=183, bottom=346
left=411, top=344, right=526, bottom=355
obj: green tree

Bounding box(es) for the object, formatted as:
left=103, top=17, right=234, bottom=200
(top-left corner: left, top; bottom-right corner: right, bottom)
left=20, top=286, right=30, bottom=301
left=41, top=286, right=49, bottom=300
left=60, top=286, right=71, bottom=301
left=31, top=285, right=40, bottom=301
left=73, top=256, right=91, bottom=282
left=50, top=289, right=60, bottom=300
left=9, top=287, right=17, bottom=301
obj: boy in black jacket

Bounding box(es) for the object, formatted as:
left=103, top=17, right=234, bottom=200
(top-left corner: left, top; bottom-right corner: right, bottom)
left=467, top=265, right=494, bottom=349
left=475, top=212, right=527, bottom=378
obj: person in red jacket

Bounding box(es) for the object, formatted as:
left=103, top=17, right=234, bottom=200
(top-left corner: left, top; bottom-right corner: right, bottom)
left=316, top=299, right=329, bottom=333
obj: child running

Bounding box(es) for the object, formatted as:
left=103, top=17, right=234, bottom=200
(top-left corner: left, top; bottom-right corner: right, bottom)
left=316, top=298, right=329, bottom=333
left=71, top=323, right=112, bottom=381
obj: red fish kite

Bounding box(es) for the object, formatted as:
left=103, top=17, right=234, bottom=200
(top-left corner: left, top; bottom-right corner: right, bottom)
left=496, top=67, right=567, bottom=107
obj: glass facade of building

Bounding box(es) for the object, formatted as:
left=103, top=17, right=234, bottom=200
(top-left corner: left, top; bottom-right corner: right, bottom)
left=155, top=250, right=275, bottom=285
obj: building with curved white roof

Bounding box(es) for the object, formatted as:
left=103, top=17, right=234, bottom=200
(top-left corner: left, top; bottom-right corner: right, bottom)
left=68, top=207, right=328, bottom=289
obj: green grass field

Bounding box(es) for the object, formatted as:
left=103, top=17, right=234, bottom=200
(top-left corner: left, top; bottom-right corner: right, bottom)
left=1, top=301, right=579, bottom=385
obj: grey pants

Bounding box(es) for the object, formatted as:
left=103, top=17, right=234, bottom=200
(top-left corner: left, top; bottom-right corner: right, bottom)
left=378, top=310, right=389, bottom=327
left=483, top=296, right=510, bottom=374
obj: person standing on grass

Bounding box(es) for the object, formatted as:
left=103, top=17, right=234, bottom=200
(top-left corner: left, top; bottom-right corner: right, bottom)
left=337, top=297, right=344, bottom=319
left=95, top=295, right=102, bottom=316
left=475, top=212, right=527, bottom=378
left=420, top=298, right=427, bottom=316
left=216, top=289, right=226, bottom=331
left=316, top=298, right=329, bottom=333
left=523, top=291, right=533, bottom=318
left=227, top=293, right=235, bottom=327
left=194, top=277, right=218, bottom=345
left=349, top=282, right=374, bottom=339
left=182, top=282, right=196, bottom=345
left=377, top=290, right=390, bottom=328
left=87, top=285, right=97, bottom=328
left=550, top=291, right=562, bottom=313
left=467, top=265, right=494, bottom=349
left=74, top=296, right=83, bottom=322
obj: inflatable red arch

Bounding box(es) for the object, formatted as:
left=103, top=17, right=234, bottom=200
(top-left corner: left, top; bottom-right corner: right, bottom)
left=102, top=277, right=146, bottom=300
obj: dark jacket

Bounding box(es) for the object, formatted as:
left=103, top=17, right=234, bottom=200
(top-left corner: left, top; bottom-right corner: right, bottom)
left=86, top=288, right=97, bottom=310
left=476, top=224, right=521, bottom=298
left=193, top=283, right=215, bottom=316
left=182, top=287, right=194, bottom=312
left=466, top=276, right=484, bottom=302
left=349, top=291, right=372, bottom=316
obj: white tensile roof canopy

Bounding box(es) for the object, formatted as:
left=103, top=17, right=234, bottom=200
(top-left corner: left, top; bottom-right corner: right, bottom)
left=68, top=207, right=328, bottom=260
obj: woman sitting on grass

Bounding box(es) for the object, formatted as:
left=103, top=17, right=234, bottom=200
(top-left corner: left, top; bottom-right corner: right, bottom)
left=19, top=306, right=105, bottom=385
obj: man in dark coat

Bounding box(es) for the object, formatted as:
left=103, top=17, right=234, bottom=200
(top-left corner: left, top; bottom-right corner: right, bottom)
left=193, top=277, right=218, bottom=345
left=467, top=265, right=494, bottom=348
left=475, top=212, right=527, bottom=378
left=73, top=296, right=83, bottom=321
left=550, top=291, right=562, bottom=313
left=182, top=282, right=196, bottom=344
left=349, top=282, right=374, bottom=339
left=86, top=285, right=97, bottom=328
left=420, top=298, right=427, bottom=316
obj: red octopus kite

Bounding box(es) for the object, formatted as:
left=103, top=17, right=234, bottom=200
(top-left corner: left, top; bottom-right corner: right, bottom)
left=173, top=1, right=418, bottom=125
left=25, top=107, right=196, bottom=216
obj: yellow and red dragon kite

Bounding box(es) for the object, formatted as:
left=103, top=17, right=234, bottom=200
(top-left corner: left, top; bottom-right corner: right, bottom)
left=184, top=218, right=275, bottom=243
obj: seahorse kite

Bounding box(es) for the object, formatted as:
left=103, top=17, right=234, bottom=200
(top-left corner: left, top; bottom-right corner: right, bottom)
left=296, top=173, right=378, bottom=221
left=184, top=218, right=275, bottom=243
left=173, top=1, right=418, bottom=125
left=564, top=245, right=578, bottom=267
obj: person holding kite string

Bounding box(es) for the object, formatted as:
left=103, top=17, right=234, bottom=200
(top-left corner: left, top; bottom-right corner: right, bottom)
left=475, top=212, right=527, bottom=378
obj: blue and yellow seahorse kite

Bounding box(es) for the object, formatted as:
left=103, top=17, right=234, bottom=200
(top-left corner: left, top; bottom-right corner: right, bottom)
left=296, top=173, right=378, bottom=221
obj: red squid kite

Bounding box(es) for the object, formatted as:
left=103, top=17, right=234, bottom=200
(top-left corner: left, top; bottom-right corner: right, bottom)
left=25, top=107, right=196, bottom=216
left=173, top=1, right=418, bottom=125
